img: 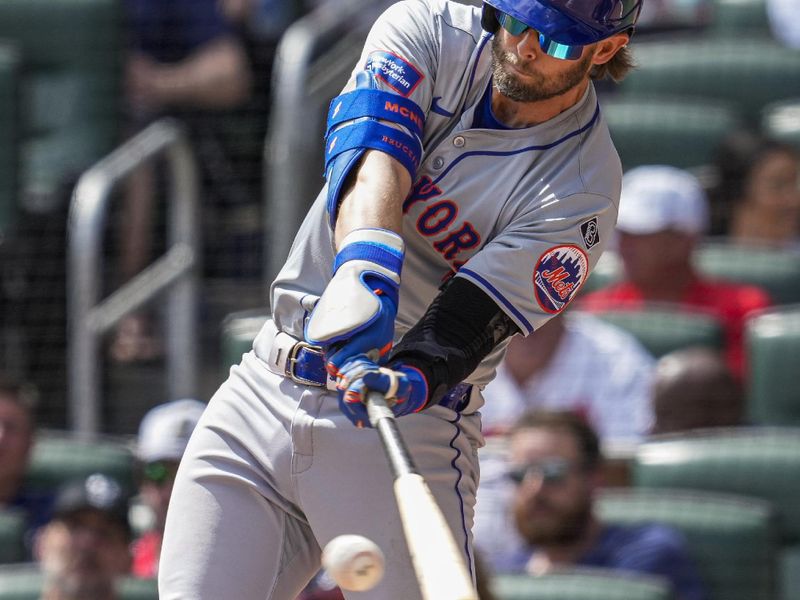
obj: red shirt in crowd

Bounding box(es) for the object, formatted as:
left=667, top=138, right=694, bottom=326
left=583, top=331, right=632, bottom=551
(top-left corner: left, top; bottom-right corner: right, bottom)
left=131, top=530, right=161, bottom=578
left=578, top=277, right=771, bottom=378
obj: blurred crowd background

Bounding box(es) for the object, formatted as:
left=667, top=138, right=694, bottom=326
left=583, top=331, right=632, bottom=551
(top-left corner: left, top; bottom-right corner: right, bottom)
left=1, top=0, right=800, bottom=598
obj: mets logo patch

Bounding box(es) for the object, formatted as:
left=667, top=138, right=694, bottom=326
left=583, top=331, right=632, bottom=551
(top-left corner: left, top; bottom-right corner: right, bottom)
left=580, top=217, right=600, bottom=249
left=533, top=245, right=589, bottom=314
left=365, top=50, right=423, bottom=97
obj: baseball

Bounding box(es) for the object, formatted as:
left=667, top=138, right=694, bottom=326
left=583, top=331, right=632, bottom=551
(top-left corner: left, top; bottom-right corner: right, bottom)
left=321, top=534, right=385, bottom=591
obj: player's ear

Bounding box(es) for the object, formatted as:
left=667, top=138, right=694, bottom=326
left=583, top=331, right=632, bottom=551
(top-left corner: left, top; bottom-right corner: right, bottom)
left=590, top=32, right=630, bottom=66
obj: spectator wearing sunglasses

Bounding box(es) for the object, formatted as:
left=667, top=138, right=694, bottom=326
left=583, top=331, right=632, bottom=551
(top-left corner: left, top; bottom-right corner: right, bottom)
left=131, top=399, right=206, bottom=578
left=475, top=410, right=707, bottom=600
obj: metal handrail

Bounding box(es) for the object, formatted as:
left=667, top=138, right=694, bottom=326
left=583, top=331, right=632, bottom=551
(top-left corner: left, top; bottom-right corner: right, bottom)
left=68, top=118, right=200, bottom=435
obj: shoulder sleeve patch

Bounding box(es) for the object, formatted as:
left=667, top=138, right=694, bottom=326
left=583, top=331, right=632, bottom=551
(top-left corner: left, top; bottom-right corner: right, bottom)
left=533, top=245, right=589, bottom=314
left=365, top=50, right=424, bottom=97
left=580, top=216, right=600, bottom=249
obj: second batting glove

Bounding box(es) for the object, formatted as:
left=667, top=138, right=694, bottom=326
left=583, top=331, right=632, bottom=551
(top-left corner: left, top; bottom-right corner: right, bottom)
left=335, top=356, right=429, bottom=428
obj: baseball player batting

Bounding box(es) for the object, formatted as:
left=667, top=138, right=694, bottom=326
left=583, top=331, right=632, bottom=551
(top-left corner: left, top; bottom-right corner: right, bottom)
left=158, top=0, right=642, bottom=598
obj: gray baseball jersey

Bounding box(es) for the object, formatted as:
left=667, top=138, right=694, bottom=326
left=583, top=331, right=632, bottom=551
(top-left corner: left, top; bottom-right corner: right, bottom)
left=159, top=1, right=623, bottom=598
left=272, top=0, right=621, bottom=392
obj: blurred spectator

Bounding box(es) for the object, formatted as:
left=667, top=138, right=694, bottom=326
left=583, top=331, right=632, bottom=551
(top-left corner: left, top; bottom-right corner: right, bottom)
left=635, top=0, right=712, bottom=31
left=34, top=473, right=132, bottom=600
left=651, top=347, right=743, bottom=435
left=113, top=0, right=254, bottom=362
left=579, top=165, right=771, bottom=378
left=767, top=0, right=800, bottom=48
left=0, top=375, right=35, bottom=507
left=0, top=375, right=53, bottom=545
left=130, top=398, right=205, bottom=578
left=709, top=130, right=800, bottom=245
left=476, top=411, right=707, bottom=600
left=220, top=0, right=298, bottom=43
left=480, top=311, right=655, bottom=442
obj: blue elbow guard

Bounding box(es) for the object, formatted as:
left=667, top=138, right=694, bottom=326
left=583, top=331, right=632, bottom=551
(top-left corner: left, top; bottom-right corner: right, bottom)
left=326, top=89, right=425, bottom=139
left=323, top=87, right=425, bottom=227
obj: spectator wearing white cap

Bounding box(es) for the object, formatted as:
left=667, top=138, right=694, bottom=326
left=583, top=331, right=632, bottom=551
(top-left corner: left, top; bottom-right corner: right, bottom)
left=767, top=0, right=800, bottom=49
left=579, top=165, right=771, bottom=378
left=131, top=399, right=206, bottom=578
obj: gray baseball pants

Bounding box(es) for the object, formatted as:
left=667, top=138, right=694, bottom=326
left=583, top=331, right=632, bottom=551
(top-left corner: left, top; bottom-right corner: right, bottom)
left=158, top=329, right=483, bottom=599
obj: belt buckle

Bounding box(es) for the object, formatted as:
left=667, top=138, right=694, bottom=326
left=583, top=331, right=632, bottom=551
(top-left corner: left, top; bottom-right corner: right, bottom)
left=287, top=341, right=326, bottom=387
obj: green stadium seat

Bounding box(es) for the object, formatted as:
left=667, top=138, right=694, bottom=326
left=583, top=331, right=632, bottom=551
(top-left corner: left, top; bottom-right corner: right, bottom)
left=588, top=306, right=724, bottom=358
left=0, top=0, right=121, bottom=211
left=0, top=565, right=157, bottom=600
left=619, top=39, right=800, bottom=124
left=0, top=43, right=19, bottom=237
left=695, top=241, right=800, bottom=305
left=117, top=577, right=160, bottom=600
left=220, top=309, right=270, bottom=374
left=602, top=97, right=742, bottom=170
left=492, top=569, right=671, bottom=600
left=746, top=306, right=800, bottom=425
left=709, top=0, right=770, bottom=35
left=580, top=242, right=800, bottom=304
left=0, top=509, right=26, bottom=564
left=23, top=432, right=135, bottom=494
left=780, top=545, right=800, bottom=600
left=762, top=100, right=800, bottom=151
left=597, top=488, right=778, bottom=600
left=634, top=428, right=800, bottom=544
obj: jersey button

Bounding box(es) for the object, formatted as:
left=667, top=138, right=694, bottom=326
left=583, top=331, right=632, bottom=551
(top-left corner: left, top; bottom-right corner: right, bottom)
left=432, top=157, right=445, bottom=169
left=453, top=136, right=465, bottom=148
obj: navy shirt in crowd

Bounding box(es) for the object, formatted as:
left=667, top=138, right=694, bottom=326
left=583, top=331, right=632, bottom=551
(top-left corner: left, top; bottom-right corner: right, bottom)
left=124, top=0, right=233, bottom=62
left=501, top=523, right=708, bottom=600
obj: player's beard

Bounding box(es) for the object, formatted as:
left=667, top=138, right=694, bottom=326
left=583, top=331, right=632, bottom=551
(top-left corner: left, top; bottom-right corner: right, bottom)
left=491, top=35, right=594, bottom=103
left=514, top=493, right=593, bottom=546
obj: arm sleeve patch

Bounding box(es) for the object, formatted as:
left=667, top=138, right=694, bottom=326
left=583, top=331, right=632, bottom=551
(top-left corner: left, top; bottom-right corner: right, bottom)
left=364, top=50, right=424, bottom=97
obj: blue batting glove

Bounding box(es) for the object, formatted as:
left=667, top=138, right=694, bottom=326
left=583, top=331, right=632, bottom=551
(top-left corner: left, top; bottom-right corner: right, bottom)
left=304, top=229, right=404, bottom=378
left=335, top=356, right=429, bottom=428
left=323, top=274, right=398, bottom=375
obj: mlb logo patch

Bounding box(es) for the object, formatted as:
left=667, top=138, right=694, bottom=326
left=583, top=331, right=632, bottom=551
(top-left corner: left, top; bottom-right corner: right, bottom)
left=365, top=50, right=423, bottom=97
left=533, top=245, right=589, bottom=314
left=580, top=217, right=600, bottom=249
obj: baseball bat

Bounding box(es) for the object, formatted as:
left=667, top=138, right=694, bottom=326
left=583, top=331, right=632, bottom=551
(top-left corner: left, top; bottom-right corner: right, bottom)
left=366, top=391, right=478, bottom=600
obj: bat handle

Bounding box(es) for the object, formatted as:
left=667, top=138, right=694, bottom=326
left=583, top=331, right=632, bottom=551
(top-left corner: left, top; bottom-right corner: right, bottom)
left=366, top=391, right=417, bottom=479
left=366, top=391, right=394, bottom=426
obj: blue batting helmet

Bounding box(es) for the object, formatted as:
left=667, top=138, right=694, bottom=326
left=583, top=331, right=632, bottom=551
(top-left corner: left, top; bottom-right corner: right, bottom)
left=482, top=0, right=643, bottom=46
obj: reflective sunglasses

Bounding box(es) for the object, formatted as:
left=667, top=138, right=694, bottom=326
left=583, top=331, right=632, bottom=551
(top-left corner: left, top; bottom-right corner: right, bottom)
left=506, top=458, right=577, bottom=485
left=496, top=11, right=584, bottom=60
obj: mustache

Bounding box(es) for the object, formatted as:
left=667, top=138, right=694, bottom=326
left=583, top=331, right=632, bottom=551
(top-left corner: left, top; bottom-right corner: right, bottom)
left=495, top=47, right=537, bottom=77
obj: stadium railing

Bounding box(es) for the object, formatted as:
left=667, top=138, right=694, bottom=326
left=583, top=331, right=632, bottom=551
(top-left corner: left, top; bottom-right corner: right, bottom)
left=68, top=119, right=201, bottom=435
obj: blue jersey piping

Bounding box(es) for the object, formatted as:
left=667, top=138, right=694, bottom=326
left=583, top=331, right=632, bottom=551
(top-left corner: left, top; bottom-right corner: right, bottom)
left=458, top=269, right=534, bottom=333
left=446, top=412, right=475, bottom=582
left=432, top=101, right=601, bottom=186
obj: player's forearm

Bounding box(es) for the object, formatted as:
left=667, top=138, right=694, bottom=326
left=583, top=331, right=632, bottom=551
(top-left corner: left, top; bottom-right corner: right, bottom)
left=334, top=150, right=412, bottom=248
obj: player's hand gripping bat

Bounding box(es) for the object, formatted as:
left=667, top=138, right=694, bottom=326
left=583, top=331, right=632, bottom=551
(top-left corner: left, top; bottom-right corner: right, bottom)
left=366, top=391, right=478, bottom=600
